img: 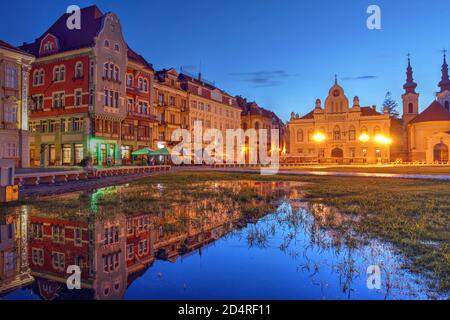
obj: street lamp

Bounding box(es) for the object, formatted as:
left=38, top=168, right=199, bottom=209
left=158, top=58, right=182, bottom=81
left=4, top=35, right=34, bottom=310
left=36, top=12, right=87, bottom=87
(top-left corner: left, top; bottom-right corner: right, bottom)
left=312, top=132, right=326, bottom=143
left=374, top=134, right=392, bottom=145
left=359, top=133, right=370, bottom=143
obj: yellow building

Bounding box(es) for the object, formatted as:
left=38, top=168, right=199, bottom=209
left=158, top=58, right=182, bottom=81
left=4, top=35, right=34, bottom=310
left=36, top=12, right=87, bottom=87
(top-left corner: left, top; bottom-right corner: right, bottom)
left=153, top=69, right=187, bottom=148
left=0, top=40, right=34, bottom=168
left=405, top=55, right=450, bottom=163
left=288, top=78, right=393, bottom=164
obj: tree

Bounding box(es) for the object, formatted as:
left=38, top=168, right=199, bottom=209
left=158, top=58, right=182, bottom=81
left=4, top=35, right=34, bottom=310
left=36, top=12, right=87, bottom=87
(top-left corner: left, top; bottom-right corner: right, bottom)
left=382, top=91, right=399, bottom=118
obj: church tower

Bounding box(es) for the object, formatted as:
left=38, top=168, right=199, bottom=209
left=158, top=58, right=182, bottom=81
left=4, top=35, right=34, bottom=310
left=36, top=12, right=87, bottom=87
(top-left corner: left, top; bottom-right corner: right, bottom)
left=437, top=51, right=450, bottom=111
left=402, top=55, right=419, bottom=125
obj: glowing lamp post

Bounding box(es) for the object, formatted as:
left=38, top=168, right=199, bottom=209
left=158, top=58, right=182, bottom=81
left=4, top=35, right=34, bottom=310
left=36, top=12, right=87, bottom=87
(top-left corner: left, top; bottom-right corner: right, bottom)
left=312, top=132, right=326, bottom=143
left=358, top=133, right=370, bottom=143
left=374, top=134, right=392, bottom=145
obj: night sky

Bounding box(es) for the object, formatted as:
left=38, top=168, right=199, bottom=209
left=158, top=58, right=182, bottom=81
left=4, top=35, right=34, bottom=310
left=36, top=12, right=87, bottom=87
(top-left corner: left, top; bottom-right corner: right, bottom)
left=2, top=0, right=450, bottom=121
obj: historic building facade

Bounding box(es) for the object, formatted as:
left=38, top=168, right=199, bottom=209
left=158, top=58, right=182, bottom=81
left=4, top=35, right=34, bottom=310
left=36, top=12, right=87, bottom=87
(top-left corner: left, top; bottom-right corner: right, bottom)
left=404, top=55, right=450, bottom=163
left=21, top=5, right=156, bottom=167
left=122, top=48, right=157, bottom=164
left=153, top=68, right=187, bottom=148
left=0, top=41, right=34, bottom=168
left=237, top=97, right=287, bottom=161
left=288, top=79, right=393, bottom=164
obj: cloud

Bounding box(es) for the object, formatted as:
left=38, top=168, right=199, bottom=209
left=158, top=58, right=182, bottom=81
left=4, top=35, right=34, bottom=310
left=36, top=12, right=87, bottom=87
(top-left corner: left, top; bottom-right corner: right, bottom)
left=341, top=75, right=377, bottom=81
left=229, top=70, right=298, bottom=88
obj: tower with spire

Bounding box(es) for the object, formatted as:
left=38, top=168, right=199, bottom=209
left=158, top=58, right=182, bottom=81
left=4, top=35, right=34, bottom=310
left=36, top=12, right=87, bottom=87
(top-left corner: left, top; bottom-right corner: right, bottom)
left=402, top=54, right=419, bottom=125
left=437, top=50, right=450, bottom=111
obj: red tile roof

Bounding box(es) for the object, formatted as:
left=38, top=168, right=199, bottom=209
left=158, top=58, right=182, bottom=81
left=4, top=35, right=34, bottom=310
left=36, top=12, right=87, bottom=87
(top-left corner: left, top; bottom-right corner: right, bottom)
left=127, top=46, right=153, bottom=71
left=0, top=40, right=34, bottom=57
left=410, top=100, right=450, bottom=124
left=20, top=5, right=104, bottom=57
left=360, top=106, right=381, bottom=116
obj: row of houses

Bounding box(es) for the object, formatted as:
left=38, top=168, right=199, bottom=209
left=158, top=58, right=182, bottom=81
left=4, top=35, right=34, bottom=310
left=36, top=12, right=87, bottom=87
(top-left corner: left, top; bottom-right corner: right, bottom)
left=0, top=5, right=285, bottom=168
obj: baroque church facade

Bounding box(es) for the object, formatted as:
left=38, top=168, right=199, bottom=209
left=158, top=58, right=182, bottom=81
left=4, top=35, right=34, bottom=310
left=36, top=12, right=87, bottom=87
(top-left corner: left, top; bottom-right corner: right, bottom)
left=287, top=56, right=450, bottom=164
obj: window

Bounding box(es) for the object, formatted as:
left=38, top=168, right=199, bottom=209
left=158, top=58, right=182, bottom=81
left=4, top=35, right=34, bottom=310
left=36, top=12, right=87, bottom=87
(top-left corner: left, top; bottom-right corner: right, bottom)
left=126, top=74, right=133, bottom=87
left=158, top=93, right=164, bottom=105
left=52, top=225, right=65, bottom=243
left=114, top=43, right=120, bottom=52
left=52, top=92, right=65, bottom=108
left=333, top=126, right=341, bottom=141
left=75, top=62, right=83, bottom=78
left=103, top=253, right=120, bottom=273
left=170, top=114, right=176, bottom=124
left=114, top=92, right=119, bottom=108
left=103, top=226, right=120, bottom=245
left=48, top=120, right=56, bottom=133
left=31, top=223, right=43, bottom=239
left=127, top=98, right=134, bottom=114
left=33, top=69, right=45, bottom=86
left=62, top=144, right=71, bottom=165
left=308, top=130, right=313, bottom=142
left=103, top=63, right=109, bottom=78
left=72, top=117, right=83, bottom=132
left=408, top=103, right=414, bottom=113
left=5, top=63, right=18, bottom=88
left=60, top=65, right=65, bottom=81
left=143, top=79, right=148, bottom=92
left=32, top=95, right=44, bottom=111
left=296, top=129, right=303, bottom=142
left=373, top=126, right=381, bottom=135
left=138, top=78, right=143, bottom=91
left=127, top=244, right=134, bottom=259
left=104, top=90, right=109, bottom=106
left=74, top=228, right=82, bottom=246
left=32, top=248, right=44, bottom=266
left=53, top=65, right=65, bottom=82
left=169, top=96, right=176, bottom=106
left=348, top=126, right=356, bottom=141
left=104, top=39, right=110, bottom=48
left=52, top=252, right=65, bottom=271
left=114, top=66, right=119, bottom=81
left=75, top=90, right=82, bottom=106
left=4, top=103, right=17, bottom=123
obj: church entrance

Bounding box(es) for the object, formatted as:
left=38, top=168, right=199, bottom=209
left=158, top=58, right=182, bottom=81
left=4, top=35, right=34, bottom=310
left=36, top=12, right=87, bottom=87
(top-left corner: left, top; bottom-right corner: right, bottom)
left=434, top=143, right=449, bottom=162
left=331, top=147, right=344, bottom=163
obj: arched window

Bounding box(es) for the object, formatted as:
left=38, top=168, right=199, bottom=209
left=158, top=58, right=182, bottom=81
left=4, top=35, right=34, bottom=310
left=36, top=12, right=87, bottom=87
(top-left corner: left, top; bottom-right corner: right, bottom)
left=126, top=74, right=133, bottom=87
left=5, top=64, right=17, bottom=88
left=373, top=126, right=381, bottom=135
left=104, top=40, right=110, bottom=48
left=33, top=70, right=40, bottom=86
left=308, top=129, right=313, bottom=141
left=75, top=62, right=83, bottom=78
left=114, top=66, right=119, bottom=81
left=348, top=125, right=356, bottom=140
left=333, top=126, right=341, bottom=140
left=143, top=79, right=148, bottom=92
left=103, top=63, right=109, bottom=78
left=53, top=66, right=60, bottom=81
left=434, top=143, right=449, bottom=162
left=297, top=129, right=303, bottom=142
left=254, top=122, right=260, bottom=130
left=39, top=70, right=44, bottom=85
left=59, top=65, right=65, bottom=81
left=408, top=102, right=414, bottom=114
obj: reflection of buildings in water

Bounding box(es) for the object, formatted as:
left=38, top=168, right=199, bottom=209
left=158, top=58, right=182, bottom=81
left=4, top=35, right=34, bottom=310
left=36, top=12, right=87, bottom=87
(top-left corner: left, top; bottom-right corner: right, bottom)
left=0, top=209, right=33, bottom=296
left=3, top=181, right=291, bottom=299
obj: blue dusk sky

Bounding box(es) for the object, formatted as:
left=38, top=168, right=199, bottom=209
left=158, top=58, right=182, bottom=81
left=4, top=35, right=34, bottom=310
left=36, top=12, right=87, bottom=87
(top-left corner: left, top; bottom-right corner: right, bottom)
left=1, top=0, right=450, bottom=121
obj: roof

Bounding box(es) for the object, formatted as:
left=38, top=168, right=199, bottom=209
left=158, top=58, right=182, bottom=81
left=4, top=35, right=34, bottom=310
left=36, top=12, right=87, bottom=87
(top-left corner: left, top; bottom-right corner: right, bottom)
left=300, top=110, right=314, bottom=119
left=410, top=100, right=450, bottom=124
left=20, top=5, right=105, bottom=57
left=127, top=46, right=153, bottom=71
left=360, top=107, right=381, bottom=116
left=0, top=40, right=35, bottom=57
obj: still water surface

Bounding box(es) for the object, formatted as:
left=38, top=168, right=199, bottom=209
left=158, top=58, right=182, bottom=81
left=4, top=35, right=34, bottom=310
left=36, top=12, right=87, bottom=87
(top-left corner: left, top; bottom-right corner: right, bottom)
left=0, top=180, right=434, bottom=300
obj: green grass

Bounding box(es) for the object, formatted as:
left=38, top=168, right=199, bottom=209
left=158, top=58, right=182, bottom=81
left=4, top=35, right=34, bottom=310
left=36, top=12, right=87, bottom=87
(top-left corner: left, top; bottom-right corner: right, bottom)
left=146, top=171, right=450, bottom=293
